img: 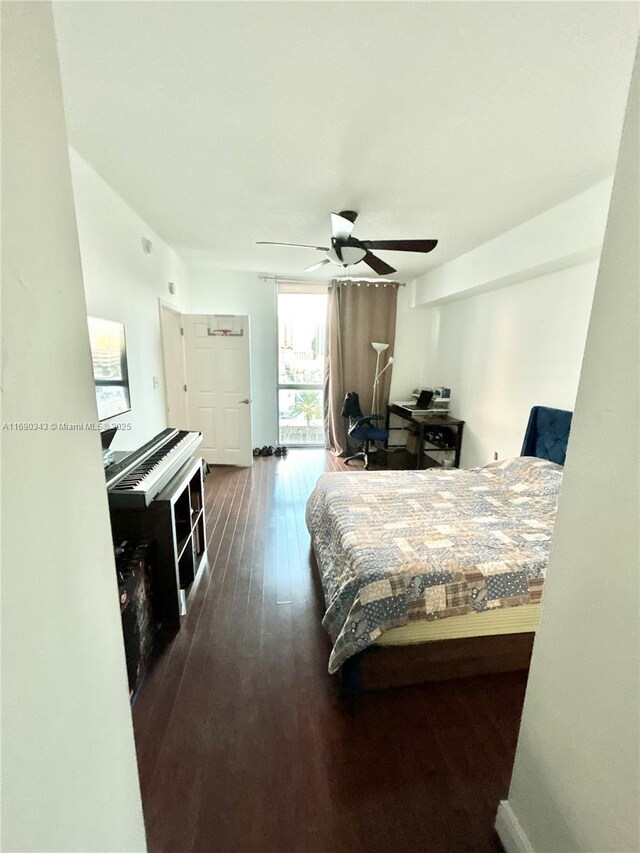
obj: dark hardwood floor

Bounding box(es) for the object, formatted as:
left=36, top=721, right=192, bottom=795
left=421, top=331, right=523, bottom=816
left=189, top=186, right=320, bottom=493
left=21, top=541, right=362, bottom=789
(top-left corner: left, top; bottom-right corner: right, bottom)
left=133, top=450, right=525, bottom=853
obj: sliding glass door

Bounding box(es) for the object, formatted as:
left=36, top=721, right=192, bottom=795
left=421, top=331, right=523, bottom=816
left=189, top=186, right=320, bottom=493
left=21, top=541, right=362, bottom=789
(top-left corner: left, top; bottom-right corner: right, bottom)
left=277, top=285, right=327, bottom=446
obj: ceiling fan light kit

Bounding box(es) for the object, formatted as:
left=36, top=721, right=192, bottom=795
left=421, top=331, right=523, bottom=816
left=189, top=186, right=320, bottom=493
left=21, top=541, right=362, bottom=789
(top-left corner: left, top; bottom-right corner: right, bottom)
left=328, top=245, right=366, bottom=266
left=257, top=211, right=438, bottom=276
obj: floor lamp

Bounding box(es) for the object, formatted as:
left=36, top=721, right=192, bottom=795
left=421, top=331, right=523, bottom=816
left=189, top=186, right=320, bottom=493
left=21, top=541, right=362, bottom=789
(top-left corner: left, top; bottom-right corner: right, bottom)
left=371, top=342, right=394, bottom=415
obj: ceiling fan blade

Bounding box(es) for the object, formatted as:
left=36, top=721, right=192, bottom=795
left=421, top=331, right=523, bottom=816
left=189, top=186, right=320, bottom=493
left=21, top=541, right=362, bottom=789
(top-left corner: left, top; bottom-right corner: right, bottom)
left=363, top=252, right=396, bottom=276
left=331, top=211, right=358, bottom=241
left=361, top=239, right=438, bottom=254
left=256, top=241, right=328, bottom=250
left=304, top=259, right=331, bottom=273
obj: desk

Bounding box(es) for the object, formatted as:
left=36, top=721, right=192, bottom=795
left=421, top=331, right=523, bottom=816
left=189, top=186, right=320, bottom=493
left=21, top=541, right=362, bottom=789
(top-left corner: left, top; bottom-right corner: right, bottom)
left=386, top=405, right=465, bottom=469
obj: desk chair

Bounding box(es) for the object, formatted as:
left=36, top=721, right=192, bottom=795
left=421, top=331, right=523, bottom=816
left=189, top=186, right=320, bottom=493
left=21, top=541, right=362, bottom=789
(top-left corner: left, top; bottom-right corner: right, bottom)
left=341, top=391, right=389, bottom=470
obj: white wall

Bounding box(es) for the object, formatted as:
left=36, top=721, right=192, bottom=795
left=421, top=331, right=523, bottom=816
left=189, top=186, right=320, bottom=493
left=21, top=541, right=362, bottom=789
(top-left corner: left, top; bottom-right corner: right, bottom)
left=393, top=180, right=614, bottom=469
left=189, top=269, right=278, bottom=447
left=414, top=180, right=611, bottom=308
left=419, top=262, right=598, bottom=467
left=497, top=44, right=639, bottom=853
left=70, top=150, right=191, bottom=451
left=1, top=3, right=146, bottom=850
left=388, top=281, right=439, bottom=401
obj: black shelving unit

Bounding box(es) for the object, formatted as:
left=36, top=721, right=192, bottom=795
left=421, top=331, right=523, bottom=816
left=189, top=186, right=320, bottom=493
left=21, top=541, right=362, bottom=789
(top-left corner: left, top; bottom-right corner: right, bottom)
left=110, top=455, right=207, bottom=634
left=151, top=456, right=207, bottom=628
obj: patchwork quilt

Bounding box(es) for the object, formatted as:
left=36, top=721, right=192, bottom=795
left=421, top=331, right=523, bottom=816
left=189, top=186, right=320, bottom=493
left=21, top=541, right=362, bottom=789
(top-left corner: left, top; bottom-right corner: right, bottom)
left=305, top=457, right=563, bottom=673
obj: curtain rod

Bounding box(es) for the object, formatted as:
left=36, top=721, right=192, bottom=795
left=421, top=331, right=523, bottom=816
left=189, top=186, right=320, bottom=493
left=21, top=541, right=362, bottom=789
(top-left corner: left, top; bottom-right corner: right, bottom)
left=259, top=274, right=406, bottom=287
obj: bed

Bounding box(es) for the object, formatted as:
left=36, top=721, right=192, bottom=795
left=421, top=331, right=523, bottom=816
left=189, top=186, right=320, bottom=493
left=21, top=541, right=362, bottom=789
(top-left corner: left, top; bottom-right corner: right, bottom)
left=306, top=405, right=572, bottom=691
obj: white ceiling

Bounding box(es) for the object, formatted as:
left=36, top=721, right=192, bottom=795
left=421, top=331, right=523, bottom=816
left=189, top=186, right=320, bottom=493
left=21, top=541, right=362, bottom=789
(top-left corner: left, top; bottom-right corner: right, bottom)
left=53, top=2, right=638, bottom=280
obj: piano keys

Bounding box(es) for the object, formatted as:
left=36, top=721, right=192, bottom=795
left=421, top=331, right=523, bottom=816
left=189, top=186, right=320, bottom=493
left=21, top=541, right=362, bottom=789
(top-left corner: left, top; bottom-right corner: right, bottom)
left=106, top=427, right=202, bottom=508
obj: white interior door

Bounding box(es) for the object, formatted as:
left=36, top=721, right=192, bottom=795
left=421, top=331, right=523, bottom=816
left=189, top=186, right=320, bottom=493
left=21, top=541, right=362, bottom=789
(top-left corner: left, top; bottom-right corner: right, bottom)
left=183, top=314, right=252, bottom=467
left=159, top=302, right=189, bottom=429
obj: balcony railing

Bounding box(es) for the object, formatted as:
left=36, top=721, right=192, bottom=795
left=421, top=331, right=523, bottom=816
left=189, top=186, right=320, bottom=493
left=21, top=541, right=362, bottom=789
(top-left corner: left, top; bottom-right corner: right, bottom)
left=279, top=424, right=325, bottom=445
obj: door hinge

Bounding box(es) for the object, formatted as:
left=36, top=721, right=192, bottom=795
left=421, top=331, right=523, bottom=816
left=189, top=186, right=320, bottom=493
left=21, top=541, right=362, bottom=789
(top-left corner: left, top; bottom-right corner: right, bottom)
left=180, top=327, right=184, bottom=336
left=183, top=384, right=187, bottom=392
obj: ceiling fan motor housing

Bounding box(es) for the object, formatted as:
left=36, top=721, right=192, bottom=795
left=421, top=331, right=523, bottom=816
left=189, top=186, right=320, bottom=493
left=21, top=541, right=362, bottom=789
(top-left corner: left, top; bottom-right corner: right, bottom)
left=329, top=238, right=367, bottom=267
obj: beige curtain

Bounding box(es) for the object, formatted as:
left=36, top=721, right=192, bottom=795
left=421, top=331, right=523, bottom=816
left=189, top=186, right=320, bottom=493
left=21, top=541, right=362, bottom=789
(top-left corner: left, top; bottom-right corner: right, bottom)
left=324, top=280, right=398, bottom=455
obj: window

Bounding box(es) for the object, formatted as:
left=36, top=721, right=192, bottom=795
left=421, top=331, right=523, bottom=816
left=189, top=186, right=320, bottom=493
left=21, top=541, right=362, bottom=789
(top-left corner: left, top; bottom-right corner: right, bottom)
left=87, top=315, right=131, bottom=421
left=277, top=285, right=327, bottom=446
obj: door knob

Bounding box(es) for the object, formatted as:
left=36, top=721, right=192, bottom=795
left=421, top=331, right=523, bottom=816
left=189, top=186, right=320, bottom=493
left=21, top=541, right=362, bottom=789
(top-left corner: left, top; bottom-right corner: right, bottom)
left=239, top=399, right=251, bottom=404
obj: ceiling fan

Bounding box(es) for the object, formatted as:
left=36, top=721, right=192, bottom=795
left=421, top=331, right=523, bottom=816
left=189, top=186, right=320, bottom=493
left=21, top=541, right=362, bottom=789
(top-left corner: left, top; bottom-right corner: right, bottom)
left=257, top=211, right=438, bottom=276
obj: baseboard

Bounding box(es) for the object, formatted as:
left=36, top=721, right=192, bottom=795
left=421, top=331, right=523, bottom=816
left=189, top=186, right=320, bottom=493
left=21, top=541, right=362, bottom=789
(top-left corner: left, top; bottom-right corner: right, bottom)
left=495, top=801, right=535, bottom=853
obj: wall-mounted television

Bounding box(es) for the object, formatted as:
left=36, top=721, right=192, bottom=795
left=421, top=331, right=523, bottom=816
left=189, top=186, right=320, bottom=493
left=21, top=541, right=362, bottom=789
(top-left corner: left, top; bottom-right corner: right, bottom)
left=87, top=316, right=131, bottom=422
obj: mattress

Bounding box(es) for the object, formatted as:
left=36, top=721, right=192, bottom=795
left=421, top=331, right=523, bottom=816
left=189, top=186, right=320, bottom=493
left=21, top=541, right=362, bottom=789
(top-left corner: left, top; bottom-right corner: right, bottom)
left=373, top=602, right=541, bottom=646
left=306, top=456, right=562, bottom=673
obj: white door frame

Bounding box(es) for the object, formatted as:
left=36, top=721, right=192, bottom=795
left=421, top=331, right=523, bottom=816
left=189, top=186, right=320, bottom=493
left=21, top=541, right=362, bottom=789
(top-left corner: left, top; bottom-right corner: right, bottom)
left=158, top=299, right=187, bottom=428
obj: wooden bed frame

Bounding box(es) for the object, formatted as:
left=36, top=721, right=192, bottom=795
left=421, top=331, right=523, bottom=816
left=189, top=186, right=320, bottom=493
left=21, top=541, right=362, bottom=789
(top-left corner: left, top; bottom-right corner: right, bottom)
left=312, top=405, right=572, bottom=693
left=310, top=550, right=534, bottom=692
left=340, top=632, right=536, bottom=692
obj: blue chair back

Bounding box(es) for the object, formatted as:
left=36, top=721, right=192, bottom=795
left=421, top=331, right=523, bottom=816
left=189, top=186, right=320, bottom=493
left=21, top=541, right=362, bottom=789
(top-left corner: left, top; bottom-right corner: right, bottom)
left=520, top=406, right=573, bottom=465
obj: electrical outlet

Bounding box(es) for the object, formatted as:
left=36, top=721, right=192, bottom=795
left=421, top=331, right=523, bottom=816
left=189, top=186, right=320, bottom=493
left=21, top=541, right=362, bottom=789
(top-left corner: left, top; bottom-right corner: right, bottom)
left=494, top=451, right=498, bottom=461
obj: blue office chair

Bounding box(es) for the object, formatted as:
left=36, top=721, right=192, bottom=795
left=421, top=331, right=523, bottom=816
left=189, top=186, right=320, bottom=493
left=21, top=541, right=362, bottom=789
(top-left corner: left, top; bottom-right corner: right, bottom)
left=341, top=391, right=389, bottom=470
